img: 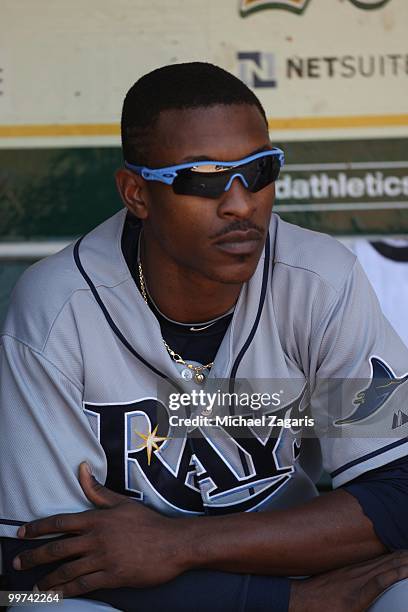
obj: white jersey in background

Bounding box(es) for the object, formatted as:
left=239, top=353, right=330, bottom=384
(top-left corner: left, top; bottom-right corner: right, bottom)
left=351, top=238, right=408, bottom=348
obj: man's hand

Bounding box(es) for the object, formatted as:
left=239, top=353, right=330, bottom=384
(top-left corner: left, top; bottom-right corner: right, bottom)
left=13, top=463, right=189, bottom=596
left=289, top=550, right=408, bottom=612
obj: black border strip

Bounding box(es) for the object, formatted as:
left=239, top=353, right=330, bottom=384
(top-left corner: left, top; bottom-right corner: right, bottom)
left=331, top=437, right=408, bottom=478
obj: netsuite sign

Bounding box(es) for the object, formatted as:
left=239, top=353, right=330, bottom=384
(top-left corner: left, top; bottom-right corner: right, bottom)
left=286, top=54, right=408, bottom=79
left=238, top=52, right=407, bottom=89
left=240, top=0, right=391, bottom=16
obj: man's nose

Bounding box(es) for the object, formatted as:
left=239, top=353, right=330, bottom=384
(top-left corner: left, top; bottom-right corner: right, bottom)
left=217, top=174, right=255, bottom=219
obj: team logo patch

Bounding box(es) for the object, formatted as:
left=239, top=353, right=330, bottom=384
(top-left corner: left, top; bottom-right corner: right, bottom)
left=335, top=356, right=408, bottom=425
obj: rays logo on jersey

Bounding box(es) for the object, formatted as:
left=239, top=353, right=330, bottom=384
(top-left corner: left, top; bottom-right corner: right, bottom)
left=84, top=388, right=307, bottom=515
left=335, top=356, right=408, bottom=426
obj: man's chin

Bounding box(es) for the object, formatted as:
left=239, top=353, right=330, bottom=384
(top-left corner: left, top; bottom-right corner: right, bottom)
left=204, top=262, right=260, bottom=285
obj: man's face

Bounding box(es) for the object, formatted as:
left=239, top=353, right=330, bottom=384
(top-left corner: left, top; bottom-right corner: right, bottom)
left=141, top=103, right=275, bottom=285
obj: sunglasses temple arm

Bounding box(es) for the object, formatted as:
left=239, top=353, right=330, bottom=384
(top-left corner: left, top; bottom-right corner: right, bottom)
left=141, top=169, right=178, bottom=185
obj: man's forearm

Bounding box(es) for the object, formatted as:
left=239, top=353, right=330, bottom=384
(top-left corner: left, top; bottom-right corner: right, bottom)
left=10, top=471, right=399, bottom=605
left=180, top=489, right=387, bottom=576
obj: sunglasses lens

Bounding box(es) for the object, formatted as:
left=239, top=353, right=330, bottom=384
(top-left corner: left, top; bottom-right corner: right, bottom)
left=245, top=155, right=281, bottom=192
left=172, top=154, right=282, bottom=198
left=172, top=168, right=226, bottom=198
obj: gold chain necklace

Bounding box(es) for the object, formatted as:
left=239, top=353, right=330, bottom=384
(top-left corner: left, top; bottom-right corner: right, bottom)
left=137, top=259, right=214, bottom=384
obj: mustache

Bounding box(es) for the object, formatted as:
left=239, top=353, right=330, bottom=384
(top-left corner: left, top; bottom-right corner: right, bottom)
left=211, top=219, right=265, bottom=239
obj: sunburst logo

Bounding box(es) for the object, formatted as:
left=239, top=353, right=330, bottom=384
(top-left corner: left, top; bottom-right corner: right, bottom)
left=240, top=0, right=391, bottom=16
left=134, top=424, right=170, bottom=465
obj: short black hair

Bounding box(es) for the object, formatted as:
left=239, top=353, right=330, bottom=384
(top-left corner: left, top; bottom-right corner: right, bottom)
left=121, top=61, right=267, bottom=165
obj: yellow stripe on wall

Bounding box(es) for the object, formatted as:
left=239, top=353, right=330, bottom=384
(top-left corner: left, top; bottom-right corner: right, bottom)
left=0, top=124, right=120, bottom=137
left=0, top=114, right=408, bottom=138
left=267, top=114, right=408, bottom=130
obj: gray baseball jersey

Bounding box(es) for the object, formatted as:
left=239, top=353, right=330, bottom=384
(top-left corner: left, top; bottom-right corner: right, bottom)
left=1, top=209, right=408, bottom=538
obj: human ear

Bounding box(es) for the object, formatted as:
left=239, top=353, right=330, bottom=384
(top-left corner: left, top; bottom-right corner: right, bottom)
left=115, top=168, right=149, bottom=220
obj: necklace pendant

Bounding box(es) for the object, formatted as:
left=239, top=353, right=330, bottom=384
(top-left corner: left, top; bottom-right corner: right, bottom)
left=181, top=368, right=193, bottom=381
left=195, top=372, right=205, bottom=384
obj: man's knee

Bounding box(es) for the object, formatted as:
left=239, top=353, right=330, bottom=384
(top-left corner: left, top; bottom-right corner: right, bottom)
left=369, top=577, right=408, bottom=612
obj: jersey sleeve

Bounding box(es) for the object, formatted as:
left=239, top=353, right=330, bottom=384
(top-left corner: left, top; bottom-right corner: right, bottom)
left=309, top=259, right=408, bottom=488
left=0, top=335, right=107, bottom=539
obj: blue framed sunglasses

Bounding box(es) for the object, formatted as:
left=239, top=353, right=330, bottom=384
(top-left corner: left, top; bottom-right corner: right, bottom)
left=124, top=148, right=284, bottom=199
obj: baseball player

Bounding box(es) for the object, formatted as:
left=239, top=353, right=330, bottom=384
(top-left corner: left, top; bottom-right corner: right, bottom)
left=1, top=63, right=408, bottom=611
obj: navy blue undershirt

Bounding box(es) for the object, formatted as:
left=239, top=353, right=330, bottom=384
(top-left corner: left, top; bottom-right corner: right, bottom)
left=343, top=456, right=408, bottom=551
